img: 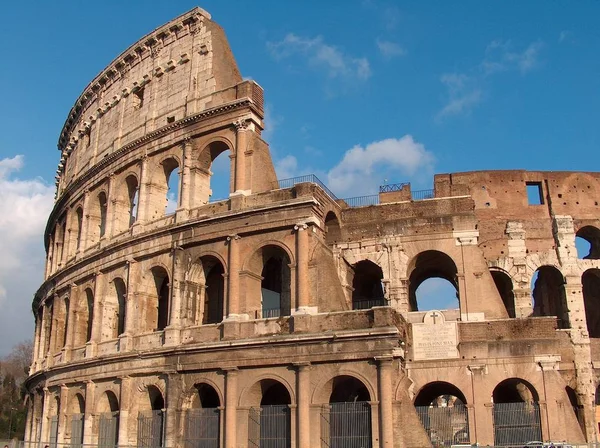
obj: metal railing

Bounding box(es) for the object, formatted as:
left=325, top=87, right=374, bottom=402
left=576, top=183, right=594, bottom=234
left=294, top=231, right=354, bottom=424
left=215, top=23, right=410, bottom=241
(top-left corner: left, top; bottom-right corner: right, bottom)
left=248, top=405, right=291, bottom=448
left=184, top=408, right=220, bottom=448
left=276, top=175, right=339, bottom=201
left=415, top=404, right=470, bottom=447
left=341, top=195, right=380, bottom=208
left=379, top=182, right=409, bottom=193
left=493, top=402, right=542, bottom=447
left=261, top=308, right=282, bottom=319
left=412, top=189, right=435, bottom=200
left=352, top=297, right=389, bottom=310
left=321, top=402, right=372, bottom=448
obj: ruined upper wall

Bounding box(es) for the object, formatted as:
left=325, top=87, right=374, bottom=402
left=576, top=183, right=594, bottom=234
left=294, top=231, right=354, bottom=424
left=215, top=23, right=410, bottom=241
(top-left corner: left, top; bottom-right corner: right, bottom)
left=55, top=7, right=250, bottom=196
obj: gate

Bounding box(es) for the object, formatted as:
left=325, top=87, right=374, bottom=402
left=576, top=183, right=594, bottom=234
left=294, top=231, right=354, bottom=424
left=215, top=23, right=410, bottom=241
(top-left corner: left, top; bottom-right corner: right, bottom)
left=70, top=413, right=84, bottom=448
left=493, top=402, right=542, bottom=446
left=49, top=416, right=58, bottom=448
left=320, top=402, right=372, bottom=448
left=137, top=410, right=164, bottom=448
left=98, top=411, right=119, bottom=448
left=248, top=405, right=291, bottom=448
left=184, top=408, right=220, bottom=448
left=415, top=405, right=470, bottom=447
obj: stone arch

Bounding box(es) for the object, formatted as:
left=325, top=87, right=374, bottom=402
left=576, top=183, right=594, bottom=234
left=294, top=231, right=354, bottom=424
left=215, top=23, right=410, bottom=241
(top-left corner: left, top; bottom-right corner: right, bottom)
left=312, top=369, right=377, bottom=405
left=147, top=155, right=181, bottom=219
left=490, top=268, right=516, bottom=318
left=74, top=206, right=84, bottom=253
left=531, top=265, right=570, bottom=329
left=188, top=255, right=226, bottom=325
left=408, top=250, right=459, bottom=312
left=576, top=225, right=600, bottom=259
left=149, top=266, right=170, bottom=331
left=68, top=393, right=85, bottom=415
left=102, top=277, right=127, bottom=340
left=86, top=189, right=108, bottom=246
left=239, top=374, right=296, bottom=408
left=351, top=259, right=386, bottom=309
left=96, top=390, right=119, bottom=414
left=194, top=138, right=234, bottom=205
left=73, top=288, right=94, bottom=347
left=187, top=381, right=223, bottom=409
left=113, top=172, right=140, bottom=233
left=583, top=269, right=600, bottom=337
left=414, top=381, right=468, bottom=406
left=324, top=211, right=342, bottom=245
left=492, top=378, right=539, bottom=403
left=246, top=243, right=294, bottom=318
left=244, top=240, right=295, bottom=271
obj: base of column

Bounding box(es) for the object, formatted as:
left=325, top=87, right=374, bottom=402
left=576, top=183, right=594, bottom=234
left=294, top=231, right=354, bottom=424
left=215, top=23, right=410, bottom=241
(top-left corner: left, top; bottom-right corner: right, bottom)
left=85, top=341, right=97, bottom=358
left=118, top=334, right=133, bottom=352
left=223, top=313, right=249, bottom=322
left=230, top=190, right=251, bottom=197
left=163, top=326, right=181, bottom=346
left=292, top=306, right=318, bottom=315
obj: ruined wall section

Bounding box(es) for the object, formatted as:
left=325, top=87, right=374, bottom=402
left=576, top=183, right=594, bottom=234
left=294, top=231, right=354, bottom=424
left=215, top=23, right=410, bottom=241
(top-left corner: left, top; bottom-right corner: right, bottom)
left=55, top=8, right=243, bottom=197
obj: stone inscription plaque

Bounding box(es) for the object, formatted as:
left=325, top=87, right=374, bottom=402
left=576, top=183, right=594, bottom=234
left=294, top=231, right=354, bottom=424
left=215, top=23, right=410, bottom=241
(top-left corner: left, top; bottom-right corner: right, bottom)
left=412, top=310, right=458, bottom=361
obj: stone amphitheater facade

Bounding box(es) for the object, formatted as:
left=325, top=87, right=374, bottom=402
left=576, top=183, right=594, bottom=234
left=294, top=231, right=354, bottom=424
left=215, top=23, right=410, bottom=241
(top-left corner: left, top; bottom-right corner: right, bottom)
left=24, top=7, right=600, bottom=448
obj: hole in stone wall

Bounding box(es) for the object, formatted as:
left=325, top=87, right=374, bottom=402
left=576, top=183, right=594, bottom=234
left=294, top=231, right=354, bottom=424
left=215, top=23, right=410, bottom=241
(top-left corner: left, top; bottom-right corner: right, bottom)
left=526, top=182, right=544, bottom=205
left=167, top=116, right=175, bottom=124
left=576, top=226, right=600, bottom=259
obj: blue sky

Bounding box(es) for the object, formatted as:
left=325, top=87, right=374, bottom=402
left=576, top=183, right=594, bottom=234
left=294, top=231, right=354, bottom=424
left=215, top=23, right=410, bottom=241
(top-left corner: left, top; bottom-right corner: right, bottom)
left=0, top=1, right=598, bottom=354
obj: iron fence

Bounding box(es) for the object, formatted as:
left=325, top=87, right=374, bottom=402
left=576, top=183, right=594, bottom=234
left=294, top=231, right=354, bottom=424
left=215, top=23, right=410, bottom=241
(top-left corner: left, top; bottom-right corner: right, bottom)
left=137, top=411, right=164, bottom=448
left=415, top=405, right=470, bottom=447
left=276, top=175, right=338, bottom=201
left=379, top=182, right=409, bottom=193
left=352, top=296, right=388, bottom=310
left=342, top=195, right=380, bottom=208
left=97, top=412, right=119, bottom=448
left=412, top=189, right=435, bottom=200
left=320, top=402, right=372, bottom=448
left=70, top=414, right=84, bottom=448
left=248, top=405, right=291, bottom=448
left=49, top=417, right=58, bottom=448
left=261, top=308, right=282, bottom=319
left=493, top=402, right=542, bottom=446
left=183, top=408, right=220, bottom=448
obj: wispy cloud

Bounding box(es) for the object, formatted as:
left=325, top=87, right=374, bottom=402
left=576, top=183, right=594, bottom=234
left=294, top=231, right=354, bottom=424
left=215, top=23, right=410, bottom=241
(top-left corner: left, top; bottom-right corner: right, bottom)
left=437, top=39, right=544, bottom=120
left=376, top=39, right=406, bottom=59
left=267, top=33, right=371, bottom=82
left=0, top=155, right=54, bottom=355
left=559, top=30, right=574, bottom=44
left=327, top=136, right=434, bottom=196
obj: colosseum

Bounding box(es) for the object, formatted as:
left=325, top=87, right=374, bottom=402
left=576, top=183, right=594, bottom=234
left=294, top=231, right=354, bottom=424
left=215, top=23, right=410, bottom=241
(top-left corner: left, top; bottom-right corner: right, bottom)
left=24, top=6, right=600, bottom=448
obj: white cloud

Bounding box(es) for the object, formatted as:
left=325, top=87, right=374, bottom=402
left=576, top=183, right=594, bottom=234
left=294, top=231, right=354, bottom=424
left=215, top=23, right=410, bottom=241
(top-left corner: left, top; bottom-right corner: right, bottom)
left=267, top=33, right=371, bottom=82
left=0, top=155, right=55, bottom=355
left=482, top=40, right=544, bottom=75
left=327, top=136, right=434, bottom=196
left=275, top=155, right=299, bottom=180
left=559, top=30, right=573, bottom=44
left=437, top=73, right=482, bottom=119
left=376, top=39, right=406, bottom=59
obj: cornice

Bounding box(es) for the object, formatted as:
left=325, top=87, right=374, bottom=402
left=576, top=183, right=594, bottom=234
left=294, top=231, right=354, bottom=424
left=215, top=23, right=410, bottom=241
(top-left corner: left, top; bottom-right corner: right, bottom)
left=57, top=7, right=210, bottom=152
left=45, top=98, right=258, bottom=249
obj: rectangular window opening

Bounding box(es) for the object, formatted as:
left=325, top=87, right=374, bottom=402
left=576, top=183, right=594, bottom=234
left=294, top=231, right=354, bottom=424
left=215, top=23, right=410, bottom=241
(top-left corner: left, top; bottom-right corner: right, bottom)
left=133, top=88, right=144, bottom=109
left=526, top=182, right=544, bottom=205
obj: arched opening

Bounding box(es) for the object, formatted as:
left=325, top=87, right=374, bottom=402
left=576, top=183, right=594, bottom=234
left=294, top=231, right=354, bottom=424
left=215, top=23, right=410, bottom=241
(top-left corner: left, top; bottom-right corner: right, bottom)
left=409, top=251, right=459, bottom=312
left=74, top=289, right=94, bottom=347
left=351, top=260, right=386, bottom=309
left=75, top=207, right=84, bottom=252
left=97, top=391, right=119, bottom=448
left=49, top=395, right=60, bottom=448
left=491, top=270, right=516, bottom=318
left=150, top=267, right=170, bottom=332
left=186, top=384, right=221, bottom=447
left=583, top=269, right=600, bottom=338
left=566, top=386, right=585, bottom=437
left=62, top=298, right=70, bottom=348
left=194, top=141, right=232, bottom=205
left=99, top=192, right=107, bottom=238
left=248, top=380, right=291, bottom=447
left=87, top=192, right=108, bottom=246
left=414, top=382, right=470, bottom=447
left=127, top=175, right=140, bottom=227
left=114, top=278, right=127, bottom=337
left=576, top=226, right=600, bottom=259
left=532, top=266, right=570, bottom=329
left=68, top=394, right=85, bottom=448
left=85, top=289, right=94, bottom=343
left=260, top=246, right=291, bottom=318
left=325, top=212, right=341, bottom=245
left=103, top=278, right=127, bottom=340
left=138, top=386, right=165, bottom=448
left=325, top=376, right=372, bottom=448
left=203, top=259, right=225, bottom=325
left=163, top=158, right=180, bottom=215
left=492, top=378, right=541, bottom=446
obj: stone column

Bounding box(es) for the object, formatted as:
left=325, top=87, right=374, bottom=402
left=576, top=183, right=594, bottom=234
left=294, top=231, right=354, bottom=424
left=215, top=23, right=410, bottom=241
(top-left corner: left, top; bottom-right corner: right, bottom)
left=165, top=247, right=183, bottom=346
left=39, top=388, right=51, bottom=444
left=224, top=368, right=238, bottom=448
left=226, top=235, right=241, bottom=319
left=79, top=190, right=90, bottom=255
left=32, top=315, right=41, bottom=368
left=295, top=223, right=310, bottom=312
left=233, top=120, right=248, bottom=193
left=104, top=173, right=115, bottom=240
left=136, top=155, right=149, bottom=225
left=39, top=304, right=51, bottom=363
left=82, top=381, right=96, bottom=446
left=118, top=376, right=132, bottom=446
left=24, top=396, right=33, bottom=444
left=87, top=273, right=103, bottom=357
left=377, top=356, right=394, bottom=447
left=120, top=260, right=137, bottom=351
left=57, top=385, right=69, bottom=445
left=178, top=138, right=192, bottom=219
left=296, top=363, right=311, bottom=448
left=63, top=287, right=76, bottom=361
left=47, top=299, right=58, bottom=358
